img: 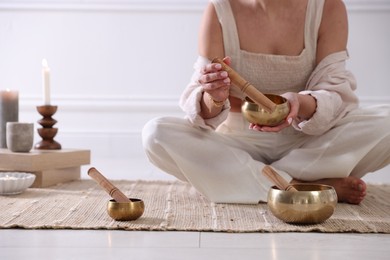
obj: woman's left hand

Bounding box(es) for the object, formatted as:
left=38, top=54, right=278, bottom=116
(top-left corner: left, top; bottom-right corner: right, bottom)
left=249, top=92, right=300, bottom=132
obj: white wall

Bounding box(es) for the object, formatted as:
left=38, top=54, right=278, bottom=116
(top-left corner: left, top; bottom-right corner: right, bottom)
left=0, top=0, right=389, bottom=182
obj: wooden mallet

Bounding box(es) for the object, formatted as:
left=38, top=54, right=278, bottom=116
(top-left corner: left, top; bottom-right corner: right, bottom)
left=88, top=167, right=130, bottom=203
left=262, top=165, right=298, bottom=192
left=212, top=57, right=277, bottom=113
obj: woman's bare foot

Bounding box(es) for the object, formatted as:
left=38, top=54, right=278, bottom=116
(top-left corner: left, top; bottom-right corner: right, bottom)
left=292, top=176, right=367, bottom=204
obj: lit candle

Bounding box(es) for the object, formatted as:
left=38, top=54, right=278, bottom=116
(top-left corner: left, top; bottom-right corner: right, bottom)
left=42, top=59, right=51, bottom=105
left=0, top=89, right=19, bottom=148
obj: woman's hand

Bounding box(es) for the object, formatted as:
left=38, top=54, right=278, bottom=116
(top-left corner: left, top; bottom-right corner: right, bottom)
left=198, top=57, right=231, bottom=102
left=249, top=92, right=300, bottom=132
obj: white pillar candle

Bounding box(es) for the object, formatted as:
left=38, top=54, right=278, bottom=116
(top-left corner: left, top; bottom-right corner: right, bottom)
left=0, top=89, right=19, bottom=148
left=42, top=59, right=51, bottom=105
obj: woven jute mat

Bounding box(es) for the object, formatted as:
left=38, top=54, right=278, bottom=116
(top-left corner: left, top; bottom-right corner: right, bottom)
left=0, top=180, right=389, bottom=233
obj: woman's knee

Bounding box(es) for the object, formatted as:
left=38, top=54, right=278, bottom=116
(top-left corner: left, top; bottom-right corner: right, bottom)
left=370, top=105, right=390, bottom=138
left=142, top=117, right=168, bottom=150
left=142, top=117, right=187, bottom=151
left=346, top=105, right=390, bottom=138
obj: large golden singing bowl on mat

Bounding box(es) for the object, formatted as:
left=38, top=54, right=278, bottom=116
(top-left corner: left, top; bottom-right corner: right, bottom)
left=267, top=184, right=337, bottom=224
left=241, top=94, right=290, bottom=126
left=107, top=198, right=144, bottom=221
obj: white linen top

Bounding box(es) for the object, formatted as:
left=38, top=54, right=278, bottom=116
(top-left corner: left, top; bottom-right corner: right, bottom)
left=212, top=0, right=321, bottom=98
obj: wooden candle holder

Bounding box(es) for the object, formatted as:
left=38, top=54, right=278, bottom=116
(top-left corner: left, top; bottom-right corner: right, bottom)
left=35, top=105, right=62, bottom=150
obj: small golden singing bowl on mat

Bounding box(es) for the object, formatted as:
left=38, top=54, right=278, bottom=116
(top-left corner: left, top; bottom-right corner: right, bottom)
left=88, top=167, right=145, bottom=221
left=241, top=94, right=290, bottom=126
left=107, top=198, right=145, bottom=221
left=267, top=184, right=337, bottom=224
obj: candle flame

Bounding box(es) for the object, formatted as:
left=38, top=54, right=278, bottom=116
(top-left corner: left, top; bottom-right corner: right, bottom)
left=5, top=88, right=10, bottom=92
left=42, top=59, right=48, bottom=68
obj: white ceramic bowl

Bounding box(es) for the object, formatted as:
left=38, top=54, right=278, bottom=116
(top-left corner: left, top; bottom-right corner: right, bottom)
left=0, top=172, right=36, bottom=195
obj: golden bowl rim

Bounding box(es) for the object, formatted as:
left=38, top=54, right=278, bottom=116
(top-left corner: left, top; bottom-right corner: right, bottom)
left=269, top=183, right=336, bottom=192
left=108, top=198, right=144, bottom=204
left=243, top=94, right=288, bottom=106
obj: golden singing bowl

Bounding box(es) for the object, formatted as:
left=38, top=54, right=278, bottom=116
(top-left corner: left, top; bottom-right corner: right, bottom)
left=107, top=198, right=145, bottom=221
left=241, top=94, right=290, bottom=126
left=267, top=184, right=337, bottom=224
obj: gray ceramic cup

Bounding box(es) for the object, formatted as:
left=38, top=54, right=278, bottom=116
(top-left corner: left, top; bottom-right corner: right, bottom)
left=6, top=122, right=34, bottom=152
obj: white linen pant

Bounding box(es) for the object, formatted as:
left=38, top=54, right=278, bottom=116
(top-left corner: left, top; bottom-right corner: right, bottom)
left=142, top=105, right=390, bottom=204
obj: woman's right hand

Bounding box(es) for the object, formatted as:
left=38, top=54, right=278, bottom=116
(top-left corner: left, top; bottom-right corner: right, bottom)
left=198, top=57, right=231, bottom=102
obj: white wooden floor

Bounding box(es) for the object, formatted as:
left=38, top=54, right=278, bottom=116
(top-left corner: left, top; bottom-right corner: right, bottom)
left=1, top=229, right=389, bottom=260
left=1, top=158, right=390, bottom=260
